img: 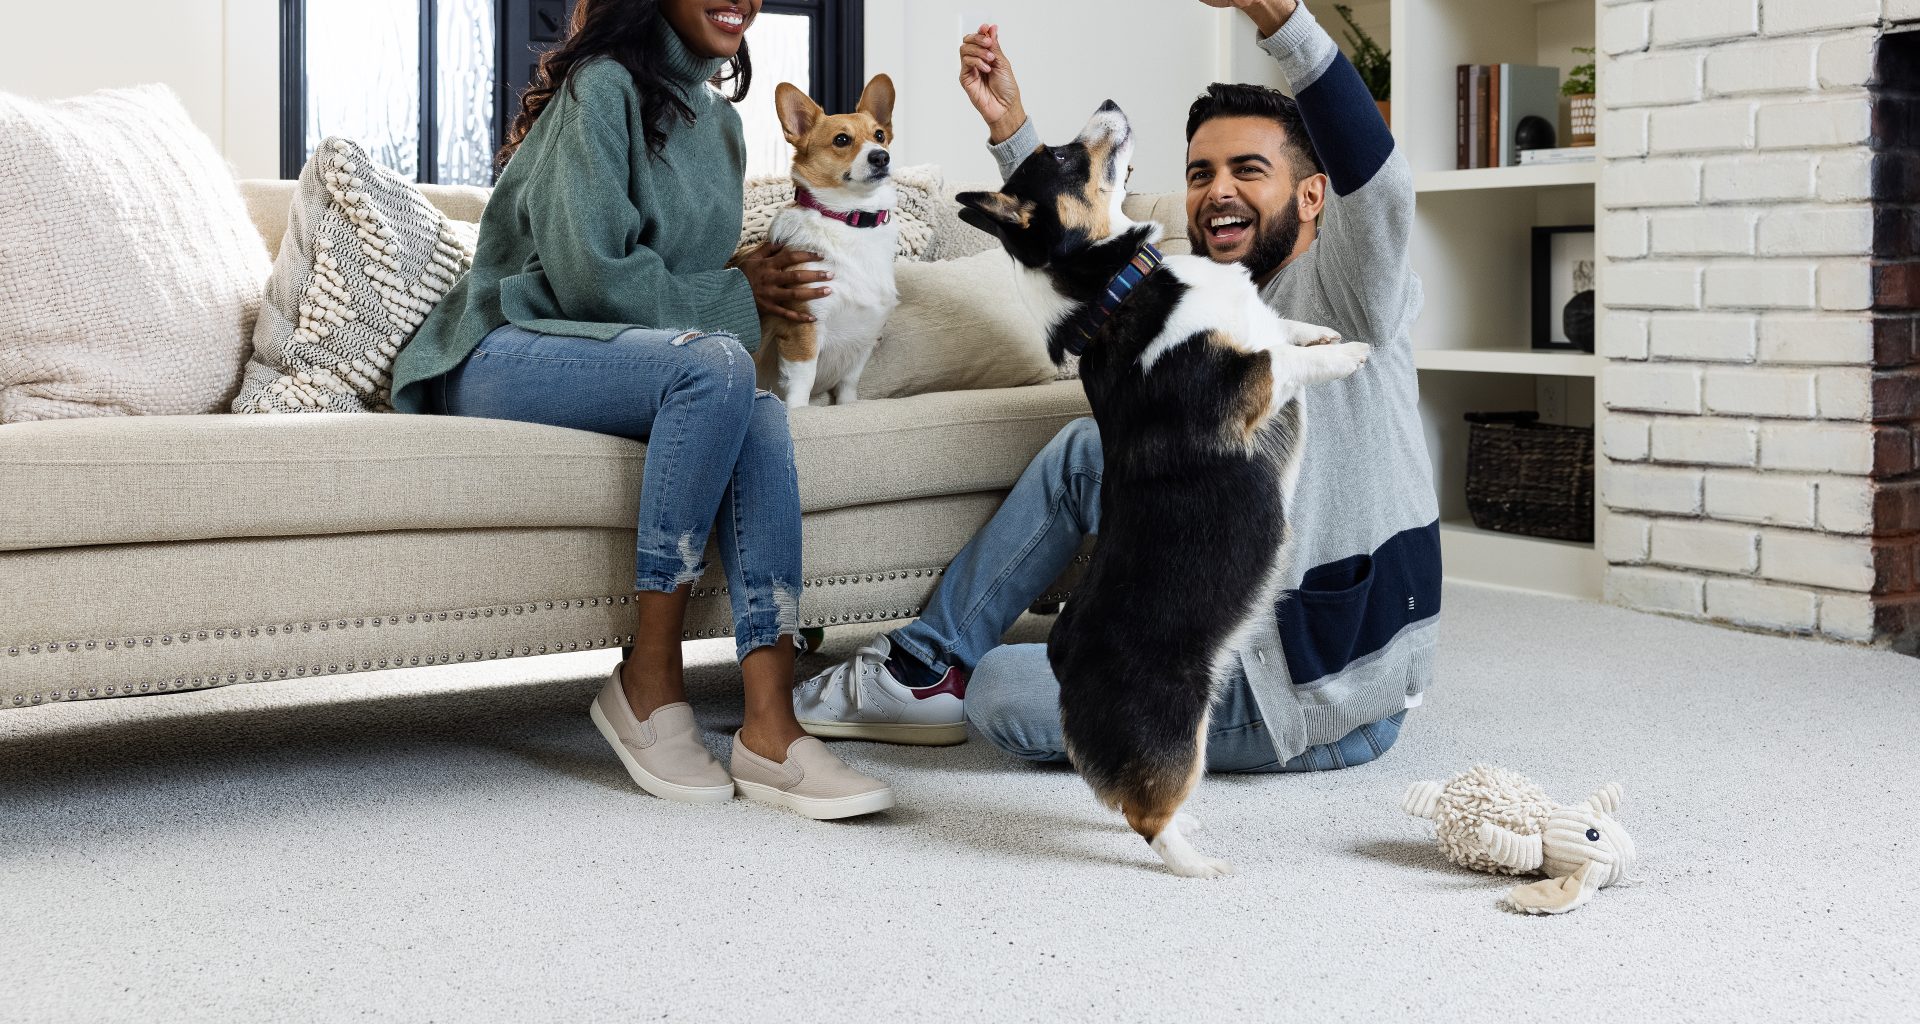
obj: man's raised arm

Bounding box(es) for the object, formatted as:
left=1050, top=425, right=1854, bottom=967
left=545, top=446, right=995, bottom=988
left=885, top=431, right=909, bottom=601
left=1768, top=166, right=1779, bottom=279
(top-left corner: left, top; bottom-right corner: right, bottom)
left=1230, top=0, right=1398, bottom=200
left=960, top=25, right=1042, bottom=183
left=1228, top=0, right=1414, bottom=335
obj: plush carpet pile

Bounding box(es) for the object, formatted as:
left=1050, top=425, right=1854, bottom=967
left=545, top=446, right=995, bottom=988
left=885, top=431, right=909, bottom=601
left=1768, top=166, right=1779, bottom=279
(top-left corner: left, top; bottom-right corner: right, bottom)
left=4, top=584, right=1913, bottom=1022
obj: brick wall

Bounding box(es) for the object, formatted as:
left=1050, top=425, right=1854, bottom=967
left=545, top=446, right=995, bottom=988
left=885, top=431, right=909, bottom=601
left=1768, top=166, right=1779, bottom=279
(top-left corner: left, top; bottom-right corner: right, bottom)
left=1598, top=0, right=1920, bottom=654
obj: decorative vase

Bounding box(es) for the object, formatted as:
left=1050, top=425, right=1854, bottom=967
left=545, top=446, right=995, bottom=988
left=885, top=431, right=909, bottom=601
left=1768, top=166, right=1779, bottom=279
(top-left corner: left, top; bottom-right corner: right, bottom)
left=1376, top=99, right=1391, bottom=128
left=1569, top=93, right=1596, bottom=146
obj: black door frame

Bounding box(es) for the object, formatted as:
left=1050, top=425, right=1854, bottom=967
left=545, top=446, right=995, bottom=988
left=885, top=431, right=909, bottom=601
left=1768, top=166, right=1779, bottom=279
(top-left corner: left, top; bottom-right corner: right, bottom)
left=277, top=0, right=443, bottom=181
left=283, top=0, right=864, bottom=181
left=765, top=0, right=865, bottom=115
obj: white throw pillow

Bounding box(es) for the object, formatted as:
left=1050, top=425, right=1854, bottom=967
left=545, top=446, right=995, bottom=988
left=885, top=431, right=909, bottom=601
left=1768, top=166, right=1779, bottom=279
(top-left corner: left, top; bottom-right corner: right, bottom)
left=233, top=138, right=476, bottom=414
left=855, top=249, right=1059, bottom=400
left=0, top=86, right=271, bottom=422
left=738, top=164, right=943, bottom=260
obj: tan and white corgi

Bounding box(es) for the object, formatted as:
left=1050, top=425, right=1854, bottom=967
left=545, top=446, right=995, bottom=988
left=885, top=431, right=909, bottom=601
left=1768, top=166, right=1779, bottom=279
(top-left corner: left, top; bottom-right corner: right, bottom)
left=756, top=75, right=900, bottom=408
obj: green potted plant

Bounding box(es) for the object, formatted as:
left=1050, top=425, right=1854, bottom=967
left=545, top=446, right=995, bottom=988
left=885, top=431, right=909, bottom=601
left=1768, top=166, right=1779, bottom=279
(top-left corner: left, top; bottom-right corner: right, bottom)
left=1332, top=4, right=1391, bottom=127
left=1562, top=46, right=1596, bottom=146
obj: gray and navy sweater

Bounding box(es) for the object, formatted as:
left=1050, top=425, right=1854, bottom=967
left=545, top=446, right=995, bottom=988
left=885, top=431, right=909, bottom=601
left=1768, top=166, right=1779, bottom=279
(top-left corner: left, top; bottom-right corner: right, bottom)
left=990, top=2, right=1440, bottom=761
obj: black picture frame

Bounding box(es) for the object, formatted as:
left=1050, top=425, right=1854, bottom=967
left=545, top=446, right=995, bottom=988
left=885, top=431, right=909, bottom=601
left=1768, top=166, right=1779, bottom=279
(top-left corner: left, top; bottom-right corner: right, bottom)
left=1531, top=224, right=1596, bottom=352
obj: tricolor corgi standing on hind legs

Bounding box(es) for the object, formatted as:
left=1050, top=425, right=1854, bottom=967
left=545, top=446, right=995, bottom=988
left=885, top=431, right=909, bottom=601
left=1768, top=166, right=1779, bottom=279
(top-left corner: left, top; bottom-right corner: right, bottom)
left=955, top=101, right=1371, bottom=878
left=754, top=74, right=900, bottom=408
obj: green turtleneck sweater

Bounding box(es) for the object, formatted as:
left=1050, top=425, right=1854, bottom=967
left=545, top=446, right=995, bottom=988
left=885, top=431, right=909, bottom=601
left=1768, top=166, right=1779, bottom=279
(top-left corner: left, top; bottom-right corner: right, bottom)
left=390, top=31, right=757, bottom=414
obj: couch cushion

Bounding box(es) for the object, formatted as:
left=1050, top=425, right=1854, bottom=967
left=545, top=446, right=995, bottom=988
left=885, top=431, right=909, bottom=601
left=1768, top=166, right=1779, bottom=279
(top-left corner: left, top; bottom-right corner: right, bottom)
left=233, top=139, right=477, bottom=414
left=0, top=381, right=1091, bottom=553
left=855, top=249, right=1057, bottom=400
left=0, top=86, right=271, bottom=423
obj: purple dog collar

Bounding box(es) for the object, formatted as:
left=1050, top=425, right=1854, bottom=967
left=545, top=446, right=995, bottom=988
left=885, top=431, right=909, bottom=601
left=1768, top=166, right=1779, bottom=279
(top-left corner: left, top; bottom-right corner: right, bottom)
left=795, top=187, right=891, bottom=229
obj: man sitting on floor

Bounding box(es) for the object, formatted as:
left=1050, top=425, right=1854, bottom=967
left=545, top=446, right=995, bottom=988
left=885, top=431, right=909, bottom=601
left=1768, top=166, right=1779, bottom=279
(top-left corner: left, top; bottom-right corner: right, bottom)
left=796, top=0, right=1440, bottom=774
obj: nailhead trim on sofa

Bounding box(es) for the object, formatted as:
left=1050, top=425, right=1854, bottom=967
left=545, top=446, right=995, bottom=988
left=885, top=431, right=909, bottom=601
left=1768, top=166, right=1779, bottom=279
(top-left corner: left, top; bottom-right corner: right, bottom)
left=3, top=555, right=1093, bottom=709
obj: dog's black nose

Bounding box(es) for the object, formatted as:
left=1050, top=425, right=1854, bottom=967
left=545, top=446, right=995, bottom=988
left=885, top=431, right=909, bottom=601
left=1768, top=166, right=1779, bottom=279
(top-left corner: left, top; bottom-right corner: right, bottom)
left=868, top=149, right=890, bottom=169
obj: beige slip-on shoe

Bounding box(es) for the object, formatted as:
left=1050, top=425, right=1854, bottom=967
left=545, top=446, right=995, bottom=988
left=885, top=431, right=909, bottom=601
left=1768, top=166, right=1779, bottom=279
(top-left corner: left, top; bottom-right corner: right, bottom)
left=589, top=668, right=735, bottom=804
left=729, top=733, right=896, bottom=820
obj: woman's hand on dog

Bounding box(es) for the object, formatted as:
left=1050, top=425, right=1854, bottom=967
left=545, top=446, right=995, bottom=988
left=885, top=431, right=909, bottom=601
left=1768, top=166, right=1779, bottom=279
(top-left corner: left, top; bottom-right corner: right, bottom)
left=740, top=241, right=832, bottom=324
left=959, top=24, right=1026, bottom=145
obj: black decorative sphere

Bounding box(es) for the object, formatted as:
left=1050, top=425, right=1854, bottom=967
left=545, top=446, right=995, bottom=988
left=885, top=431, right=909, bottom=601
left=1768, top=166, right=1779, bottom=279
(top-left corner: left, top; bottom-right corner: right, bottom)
left=1564, top=290, right=1596, bottom=352
left=1514, top=114, right=1556, bottom=153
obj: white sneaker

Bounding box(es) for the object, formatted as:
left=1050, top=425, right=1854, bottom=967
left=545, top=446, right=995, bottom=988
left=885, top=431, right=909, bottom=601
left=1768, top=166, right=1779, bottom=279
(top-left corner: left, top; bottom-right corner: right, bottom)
left=793, top=634, right=968, bottom=746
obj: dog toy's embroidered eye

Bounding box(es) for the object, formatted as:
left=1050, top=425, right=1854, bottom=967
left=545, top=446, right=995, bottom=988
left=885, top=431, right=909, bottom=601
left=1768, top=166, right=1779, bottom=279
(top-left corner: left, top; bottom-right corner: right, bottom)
left=874, top=130, right=886, bottom=143
left=1585, top=828, right=1600, bottom=841
left=833, top=133, right=852, bottom=148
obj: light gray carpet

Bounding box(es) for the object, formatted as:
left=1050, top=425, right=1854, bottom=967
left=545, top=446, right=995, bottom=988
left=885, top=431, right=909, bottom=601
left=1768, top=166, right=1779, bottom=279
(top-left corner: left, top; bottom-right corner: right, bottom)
left=4, top=583, right=1916, bottom=1023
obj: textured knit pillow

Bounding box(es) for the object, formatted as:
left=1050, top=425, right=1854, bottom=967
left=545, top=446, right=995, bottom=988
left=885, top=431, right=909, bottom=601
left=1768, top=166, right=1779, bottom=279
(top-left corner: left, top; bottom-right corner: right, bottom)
left=0, top=86, right=271, bottom=422
left=233, top=138, right=476, bottom=414
left=737, top=164, right=942, bottom=260
left=855, top=249, right=1057, bottom=400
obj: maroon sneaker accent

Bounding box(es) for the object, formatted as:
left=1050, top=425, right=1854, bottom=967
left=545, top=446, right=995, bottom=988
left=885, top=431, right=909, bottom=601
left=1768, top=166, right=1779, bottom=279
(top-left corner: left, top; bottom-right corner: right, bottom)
left=910, top=668, right=968, bottom=700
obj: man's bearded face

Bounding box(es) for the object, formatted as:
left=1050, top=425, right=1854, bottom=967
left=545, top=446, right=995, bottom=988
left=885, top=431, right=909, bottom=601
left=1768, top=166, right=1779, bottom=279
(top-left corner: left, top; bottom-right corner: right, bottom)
left=1187, top=191, right=1302, bottom=283
left=1184, top=116, right=1304, bottom=281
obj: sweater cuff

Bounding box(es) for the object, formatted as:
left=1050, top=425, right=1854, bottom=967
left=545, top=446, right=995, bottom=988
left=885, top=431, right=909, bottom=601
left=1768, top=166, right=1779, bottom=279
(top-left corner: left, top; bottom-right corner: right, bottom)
left=988, top=118, right=1042, bottom=183
left=709, top=268, right=763, bottom=351
left=1258, top=1, right=1339, bottom=92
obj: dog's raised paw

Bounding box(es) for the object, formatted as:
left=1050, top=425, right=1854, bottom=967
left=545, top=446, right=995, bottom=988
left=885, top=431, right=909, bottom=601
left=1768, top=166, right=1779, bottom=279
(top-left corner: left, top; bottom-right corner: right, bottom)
left=1280, top=318, right=1341, bottom=348
left=1334, top=341, right=1371, bottom=373
left=1173, top=812, right=1205, bottom=835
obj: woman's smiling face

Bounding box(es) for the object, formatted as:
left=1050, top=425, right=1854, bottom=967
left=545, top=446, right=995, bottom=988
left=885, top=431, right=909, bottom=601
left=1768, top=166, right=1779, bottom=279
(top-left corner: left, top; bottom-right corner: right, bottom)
left=661, top=0, right=759, bottom=60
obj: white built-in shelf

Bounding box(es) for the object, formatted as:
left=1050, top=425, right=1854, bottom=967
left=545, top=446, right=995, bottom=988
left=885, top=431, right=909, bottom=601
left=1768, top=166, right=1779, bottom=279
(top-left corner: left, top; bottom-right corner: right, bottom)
left=1390, top=0, right=1603, bottom=600
left=1413, top=161, right=1597, bottom=193
left=1413, top=348, right=1600, bottom=376
left=1438, top=520, right=1603, bottom=598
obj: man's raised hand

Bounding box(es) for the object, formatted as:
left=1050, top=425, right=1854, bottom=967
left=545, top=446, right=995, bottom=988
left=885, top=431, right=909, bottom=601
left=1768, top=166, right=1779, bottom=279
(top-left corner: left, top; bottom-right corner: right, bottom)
left=958, top=24, right=1026, bottom=145
left=1195, top=0, right=1294, bottom=37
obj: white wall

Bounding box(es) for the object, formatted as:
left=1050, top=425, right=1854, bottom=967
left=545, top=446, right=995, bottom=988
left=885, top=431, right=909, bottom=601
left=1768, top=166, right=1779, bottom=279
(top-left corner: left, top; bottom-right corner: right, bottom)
left=2, top=0, right=1361, bottom=188
left=0, top=0, right=279, bottom=179
left=863, top=0, right=1237, bottom=193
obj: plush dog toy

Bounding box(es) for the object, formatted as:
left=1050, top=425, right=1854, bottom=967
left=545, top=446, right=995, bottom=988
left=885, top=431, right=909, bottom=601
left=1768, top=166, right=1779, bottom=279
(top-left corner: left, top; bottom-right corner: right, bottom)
left=1402, top=765, right=1637, bottom=914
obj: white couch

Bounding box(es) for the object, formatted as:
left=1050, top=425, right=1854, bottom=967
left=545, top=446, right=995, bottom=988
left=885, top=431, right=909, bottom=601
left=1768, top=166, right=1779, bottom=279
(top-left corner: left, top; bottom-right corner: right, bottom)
left=0, top=180, right=1191, bottom=711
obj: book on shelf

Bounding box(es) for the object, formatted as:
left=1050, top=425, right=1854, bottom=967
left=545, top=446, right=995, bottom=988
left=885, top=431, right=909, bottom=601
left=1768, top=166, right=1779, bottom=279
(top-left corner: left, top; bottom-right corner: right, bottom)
left=1519, top=146, right=1597, bottom=166
left=1456, top=66, right=1467, bottom=169
left=1456, top=64, right=1562, bottom=169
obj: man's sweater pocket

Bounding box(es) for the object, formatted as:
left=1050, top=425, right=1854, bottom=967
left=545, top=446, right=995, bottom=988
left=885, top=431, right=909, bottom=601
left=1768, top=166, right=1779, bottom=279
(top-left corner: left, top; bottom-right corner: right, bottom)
left=1276, top=521, right=1441, bottom=689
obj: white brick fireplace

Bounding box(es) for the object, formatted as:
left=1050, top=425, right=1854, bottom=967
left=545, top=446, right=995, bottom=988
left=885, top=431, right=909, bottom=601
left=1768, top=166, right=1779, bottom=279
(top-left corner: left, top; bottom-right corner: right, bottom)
left=1597, top=0, right=1919, bottom=652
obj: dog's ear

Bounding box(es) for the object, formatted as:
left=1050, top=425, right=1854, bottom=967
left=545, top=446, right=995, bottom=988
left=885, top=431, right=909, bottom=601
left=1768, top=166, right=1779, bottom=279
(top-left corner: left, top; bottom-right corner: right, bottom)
left=856, top=74, right=895, bottom=133
left=956, top=191, right=1034, bottom=237
left=775, top=82, right=823, bottom=144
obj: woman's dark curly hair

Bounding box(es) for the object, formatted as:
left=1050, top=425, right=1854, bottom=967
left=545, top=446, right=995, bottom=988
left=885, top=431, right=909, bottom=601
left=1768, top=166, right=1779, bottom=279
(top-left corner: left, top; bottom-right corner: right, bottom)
left=497, top=0, right=752, bottom=168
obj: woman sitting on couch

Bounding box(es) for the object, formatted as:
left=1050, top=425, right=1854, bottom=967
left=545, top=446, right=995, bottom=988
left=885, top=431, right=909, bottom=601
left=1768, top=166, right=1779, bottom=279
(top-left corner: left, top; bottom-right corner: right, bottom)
left=390, top=0, right=894, bottom=819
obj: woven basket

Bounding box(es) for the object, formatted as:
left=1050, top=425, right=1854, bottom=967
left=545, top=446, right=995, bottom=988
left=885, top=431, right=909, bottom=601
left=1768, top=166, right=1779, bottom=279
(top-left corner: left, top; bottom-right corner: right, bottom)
left=1464, top=412, right=1594, bottom=542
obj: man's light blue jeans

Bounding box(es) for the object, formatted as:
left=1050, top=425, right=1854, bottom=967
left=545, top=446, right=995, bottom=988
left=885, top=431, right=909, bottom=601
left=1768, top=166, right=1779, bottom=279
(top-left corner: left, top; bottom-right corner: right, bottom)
left=433, top=323, right=802, bottom=661
left=888, top=417, right=1405, bottom=773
